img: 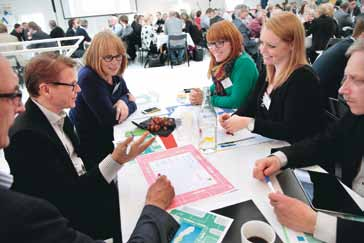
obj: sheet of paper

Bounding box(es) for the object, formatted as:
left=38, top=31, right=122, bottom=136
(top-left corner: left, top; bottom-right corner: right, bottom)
left=217, top=127, right=256, bottom=145
left=170, top=206, right=233, bottom=243
left=137, top=145, right=234, bottom=208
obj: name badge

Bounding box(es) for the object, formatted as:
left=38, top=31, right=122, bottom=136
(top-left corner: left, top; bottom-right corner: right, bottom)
left=262, top=92, right=271, bottom=110
left=221, top=78, right=233, bottom=89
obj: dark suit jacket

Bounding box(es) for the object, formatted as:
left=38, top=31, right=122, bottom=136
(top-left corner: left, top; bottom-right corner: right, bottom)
left=0, top=187, right=103, bottom=243
left=306, top=15, right=338, bottom=51
left=0, top=186, right=179, bottom=243
left=5, top=99, right=122, bottom=241
left=235, top=65, right=324, bottom=144
left=277, top=112, right=364, bottom=243
left=50, top=26, right=66, bottom=39
left=312, top=37, right=354, bottom=105
left=29, top=31, right=57, bottom=49
left=75, top=27, right=91, bottom=51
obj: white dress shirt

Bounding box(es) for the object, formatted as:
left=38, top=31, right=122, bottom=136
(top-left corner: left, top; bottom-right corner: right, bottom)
left=32, top=99, right=123, bottom=183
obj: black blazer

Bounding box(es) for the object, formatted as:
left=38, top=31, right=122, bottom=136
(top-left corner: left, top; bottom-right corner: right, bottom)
left=50, top=26, right=65, bottom=39
left=235, top=65, right=324, bottom=144
left=0, top=187, right=179, bottom=243
left=312, top=38, right=354, bottom=103
left=0, top=187, right=103, bottom=243
left=75, top=27, right=91, bottom=51
left=277, top=112, right=364, bottom=243
left=306, top=15, right=338, bottom=51
left=4, top=99, right=121, bottom=241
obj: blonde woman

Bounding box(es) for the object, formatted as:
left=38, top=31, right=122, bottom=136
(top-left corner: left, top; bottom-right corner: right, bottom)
left=70, top=31, right=136, bottom=166
left=220, top=12, right=324, bottom=143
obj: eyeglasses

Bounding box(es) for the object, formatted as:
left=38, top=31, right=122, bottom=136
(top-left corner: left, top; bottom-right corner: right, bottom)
left=46, top=81, right=78, bottom=91
left=0, top=89, right=23, bottom=107
left=207, top=40, right=226, bottom=49
left=102, top=54, right=123, bottom=62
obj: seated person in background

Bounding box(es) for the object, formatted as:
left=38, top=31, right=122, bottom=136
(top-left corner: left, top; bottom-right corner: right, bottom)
left=306, top=3, right=338, bottom=63
left=189, top=20, right=258, bottom=109
left=141, top=14, right=158, bottom=53
left=27, top=21, right=57, bottom=49
left=75, top=19, right=92, bottom=57
left=10, top=23, right=24, bottom=41
left=0, top=55, right=179, bottom=243
left=220, top=13, right=324, bottom=144
left=252, top=39, right=364, bottom=243
left=3, top=53, right=151, bottom=242
left=69, top=31, right=137, bottom=166
left=118, top=15, right=136, bottom=60
left=0, top=23, right=19, bottom=52
left=312, top=15, right=364, bottom=107
left=49, top=20, right=65, bottom=39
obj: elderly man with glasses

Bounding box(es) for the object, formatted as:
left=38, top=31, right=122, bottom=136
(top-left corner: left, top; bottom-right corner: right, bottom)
left=2, top=53, right=179, bottom=243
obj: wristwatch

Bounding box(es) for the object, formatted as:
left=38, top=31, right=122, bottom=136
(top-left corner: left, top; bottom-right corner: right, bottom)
left=247, top=118, right=255, bottom=132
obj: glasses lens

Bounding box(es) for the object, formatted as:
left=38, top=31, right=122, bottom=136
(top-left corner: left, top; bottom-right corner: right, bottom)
left=103, top=55, right=113, bottom=62
left=114, top=54, right=122, bottom=61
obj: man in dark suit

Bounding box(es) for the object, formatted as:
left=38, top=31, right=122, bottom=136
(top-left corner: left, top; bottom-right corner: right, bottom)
left=253, top=39, right=364, bottom=243
left=313, top=15, right=364, bottom=106
left=334, top=2, right=353, bottom=36
left=232, top=4, right=258, bottom=57
left=49, top=20, right=65, bottom=39
left=27, top=21, right=56, bottom=49
left=75, top=19, right=91, bottom=56
left=3, top=53, right=179, bottom=242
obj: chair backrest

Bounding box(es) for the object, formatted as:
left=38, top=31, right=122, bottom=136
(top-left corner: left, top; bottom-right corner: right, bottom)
left=325, top=97, right=349, bottom=121
left=168, top=34, right=187, bottom=49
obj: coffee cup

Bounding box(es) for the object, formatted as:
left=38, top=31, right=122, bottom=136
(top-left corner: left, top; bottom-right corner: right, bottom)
left=241, top=220, right=276, bottom=243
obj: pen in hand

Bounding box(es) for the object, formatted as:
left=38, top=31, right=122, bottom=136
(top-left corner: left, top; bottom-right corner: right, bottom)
left=265, top=176, right=276, bottom=193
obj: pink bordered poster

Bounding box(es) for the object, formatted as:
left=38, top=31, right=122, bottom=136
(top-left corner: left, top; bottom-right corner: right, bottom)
left=136, top=144, right=234, bottom=209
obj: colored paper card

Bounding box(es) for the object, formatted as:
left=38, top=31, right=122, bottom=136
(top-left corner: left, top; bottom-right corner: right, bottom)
left=137, top=145, right=234, bottom=209
left=170, top=206, right=233, bottom=243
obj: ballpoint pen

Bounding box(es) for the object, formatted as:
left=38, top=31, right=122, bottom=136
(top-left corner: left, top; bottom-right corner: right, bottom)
left=265, top=176, right=276, bottom=193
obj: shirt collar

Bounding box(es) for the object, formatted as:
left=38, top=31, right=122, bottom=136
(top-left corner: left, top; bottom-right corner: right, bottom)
left=0, top=150, right=13, bottom=189
left=31, top=98, right=67, bottom=128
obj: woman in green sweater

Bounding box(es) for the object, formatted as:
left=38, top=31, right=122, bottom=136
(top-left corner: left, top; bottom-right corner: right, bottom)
left=189, top=20, right=258, bottom=109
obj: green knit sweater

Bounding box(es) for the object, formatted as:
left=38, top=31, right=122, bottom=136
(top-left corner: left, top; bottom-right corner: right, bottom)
left=210, top=52, right=258, bottom=109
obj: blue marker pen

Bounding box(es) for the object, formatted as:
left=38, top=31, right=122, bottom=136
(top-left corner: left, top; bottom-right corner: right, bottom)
left=265, top=176, right=276, bottom=193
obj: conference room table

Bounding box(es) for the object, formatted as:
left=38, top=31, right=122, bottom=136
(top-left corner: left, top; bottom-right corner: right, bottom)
left=114, top=91, right=364, bottom=243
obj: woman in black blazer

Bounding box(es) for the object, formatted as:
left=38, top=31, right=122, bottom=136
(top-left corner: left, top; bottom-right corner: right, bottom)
left=220, top=12, right=324, bottom=144
left=306, top=3, right=338, bottom=63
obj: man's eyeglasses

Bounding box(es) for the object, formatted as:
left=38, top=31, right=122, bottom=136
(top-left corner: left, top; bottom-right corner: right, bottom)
left=46, top=81, right=78, bottom=91
left=0, top=89, right=23, bottom=107
left=102, top=54, right=123, bottom=62
left=207, top=40, right=226, bottom=49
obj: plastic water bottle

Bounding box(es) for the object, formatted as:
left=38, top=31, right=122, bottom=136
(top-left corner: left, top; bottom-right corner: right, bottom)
left=198, top=88, right=217, bottom=153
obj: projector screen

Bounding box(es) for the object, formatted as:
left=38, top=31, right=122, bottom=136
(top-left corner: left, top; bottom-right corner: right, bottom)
left=61, top=0, right=135, bottom=18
